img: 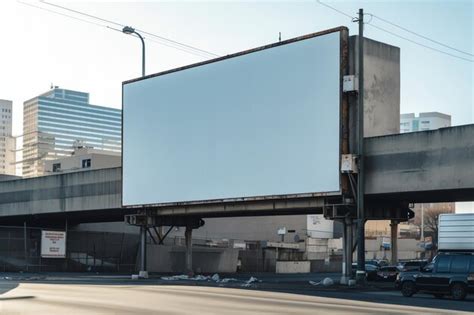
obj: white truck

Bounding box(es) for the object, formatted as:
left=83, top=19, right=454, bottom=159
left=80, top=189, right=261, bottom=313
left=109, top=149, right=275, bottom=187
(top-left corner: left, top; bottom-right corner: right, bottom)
left=438, top=213, right=474, bottom=251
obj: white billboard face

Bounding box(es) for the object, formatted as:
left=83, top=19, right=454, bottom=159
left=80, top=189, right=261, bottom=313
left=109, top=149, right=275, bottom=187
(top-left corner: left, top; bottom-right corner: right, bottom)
left=123, top=30, right=341, bottom=206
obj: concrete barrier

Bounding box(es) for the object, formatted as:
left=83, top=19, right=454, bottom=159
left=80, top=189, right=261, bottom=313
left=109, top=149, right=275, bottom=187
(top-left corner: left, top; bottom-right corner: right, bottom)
left=276, top=261, right=310, bottom=273
left=146, top=245, right=239, bottom=273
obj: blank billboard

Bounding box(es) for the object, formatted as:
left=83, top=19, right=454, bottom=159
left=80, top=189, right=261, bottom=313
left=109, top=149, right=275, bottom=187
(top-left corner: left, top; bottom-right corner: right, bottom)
left=123, top=29, right=342, bottom=207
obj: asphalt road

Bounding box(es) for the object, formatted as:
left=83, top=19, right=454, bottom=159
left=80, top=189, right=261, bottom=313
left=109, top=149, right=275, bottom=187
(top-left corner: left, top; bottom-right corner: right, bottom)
left=0, top=281, right=472, bottom=315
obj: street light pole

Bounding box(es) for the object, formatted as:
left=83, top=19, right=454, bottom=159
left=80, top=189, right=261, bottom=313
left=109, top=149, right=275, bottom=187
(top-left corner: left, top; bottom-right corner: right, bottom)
left=122, top=26, right=146, bottom=77
left=122, top=26, right=147, bottom=278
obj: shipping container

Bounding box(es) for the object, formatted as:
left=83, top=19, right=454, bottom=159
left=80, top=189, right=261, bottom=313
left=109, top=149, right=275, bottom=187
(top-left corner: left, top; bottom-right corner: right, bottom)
left=438, top=213, right=474, bottom=252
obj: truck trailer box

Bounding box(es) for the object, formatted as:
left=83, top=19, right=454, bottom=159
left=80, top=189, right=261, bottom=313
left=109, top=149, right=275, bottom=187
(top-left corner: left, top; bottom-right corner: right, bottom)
left=438, top=213, right=474, bottom=251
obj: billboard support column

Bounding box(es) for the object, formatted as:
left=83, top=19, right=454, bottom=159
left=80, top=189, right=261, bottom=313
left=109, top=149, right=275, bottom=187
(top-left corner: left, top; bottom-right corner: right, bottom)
left=390, top=220, right=399, bottom=265
left=341, top=219, right=352, bottom=284
left=345, top=218, right=354, bottom=282
left=139, top=226, right=148, bottom=278
left=185, top=226, right=193, bottom=276
left=355, top=8, right=367, bottom=285
left=24, top=221, right=28, bottom=271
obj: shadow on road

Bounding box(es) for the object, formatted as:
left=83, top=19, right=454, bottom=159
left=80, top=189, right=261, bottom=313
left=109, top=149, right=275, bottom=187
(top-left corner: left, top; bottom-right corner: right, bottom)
left=0, top=295, right=35, bottom=301
left=260, top=286, right=474, bottom=313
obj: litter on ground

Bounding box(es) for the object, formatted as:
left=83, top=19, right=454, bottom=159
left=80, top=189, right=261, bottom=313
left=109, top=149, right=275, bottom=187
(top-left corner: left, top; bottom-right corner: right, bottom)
left=160, top=274, right=258, bottom=286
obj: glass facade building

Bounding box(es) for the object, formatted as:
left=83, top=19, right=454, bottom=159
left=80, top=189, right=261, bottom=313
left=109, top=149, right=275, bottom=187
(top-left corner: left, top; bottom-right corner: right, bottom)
left=22, top=88, right=121, bottom=177
left=0, top=99, right=15, bottom=175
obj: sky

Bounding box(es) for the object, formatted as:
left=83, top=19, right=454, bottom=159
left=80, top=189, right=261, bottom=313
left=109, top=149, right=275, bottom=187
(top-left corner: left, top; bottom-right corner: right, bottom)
left=0, top=0, right=472, bottom=132
left=0, top=0, right=473, bottom=210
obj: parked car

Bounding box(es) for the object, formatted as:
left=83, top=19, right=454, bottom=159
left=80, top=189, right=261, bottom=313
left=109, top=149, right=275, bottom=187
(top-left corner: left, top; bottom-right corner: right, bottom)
left=367, top=259, right=389, bottom=268
left=378, top=260, right=389, bottom=267
left=396, top=252, right=474, bottom=300
left=352, top=263, right=379, bottom=281
left=397, top=260, right=428, bottom=272
left=376, top=266, right=399, bottom=281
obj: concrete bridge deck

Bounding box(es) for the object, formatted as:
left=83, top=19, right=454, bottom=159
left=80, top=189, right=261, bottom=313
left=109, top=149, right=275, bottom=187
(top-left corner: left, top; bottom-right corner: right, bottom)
left=0, top=124, right=472, bottom=224
left=365, top=124, right=474, bottom=203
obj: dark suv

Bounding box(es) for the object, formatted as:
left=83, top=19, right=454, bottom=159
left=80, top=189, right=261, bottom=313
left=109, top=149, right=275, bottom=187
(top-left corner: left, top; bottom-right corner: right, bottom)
left=396, top=252, right=474, bottom=300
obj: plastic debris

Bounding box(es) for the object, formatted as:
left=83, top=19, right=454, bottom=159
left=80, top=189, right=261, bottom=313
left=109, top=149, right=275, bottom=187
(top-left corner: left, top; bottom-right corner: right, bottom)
left=309, top=277, right=334, bottom=287
left=160, top=274, right=258, bottom=286
left=161, top=275, right=190, bottom=281
left=192, top=275, right=209, bottom=281
left=219, top=278, right=238, bottom=283
left=161, top=274, right=211, bottom=281
left=242, top=276, right=260, bottom=287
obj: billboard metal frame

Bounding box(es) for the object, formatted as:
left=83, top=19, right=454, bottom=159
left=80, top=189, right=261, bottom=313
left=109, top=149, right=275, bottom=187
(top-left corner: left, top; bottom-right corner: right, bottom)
left=122, top=26, right=350, bottom=211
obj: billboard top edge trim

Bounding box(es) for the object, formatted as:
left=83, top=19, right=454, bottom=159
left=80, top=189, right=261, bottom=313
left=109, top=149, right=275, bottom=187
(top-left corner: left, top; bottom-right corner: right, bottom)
left=122, top=26, right=348, bottom=86
left=122, top=190, right=342, bottom=209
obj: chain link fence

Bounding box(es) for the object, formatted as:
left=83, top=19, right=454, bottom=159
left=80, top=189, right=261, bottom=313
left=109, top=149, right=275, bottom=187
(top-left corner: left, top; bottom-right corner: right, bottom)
left=0, top=225, right=139, bottom=273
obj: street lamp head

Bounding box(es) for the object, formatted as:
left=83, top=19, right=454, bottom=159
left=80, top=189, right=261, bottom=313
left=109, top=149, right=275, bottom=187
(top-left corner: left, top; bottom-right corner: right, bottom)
left=122, top=26, right=135, bottom=35
left=121, top=25, right=145, bottom=77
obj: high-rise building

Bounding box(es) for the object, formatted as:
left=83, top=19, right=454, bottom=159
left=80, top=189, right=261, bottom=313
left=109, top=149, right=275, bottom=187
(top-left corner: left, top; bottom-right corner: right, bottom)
left=0, top=99, right=15, bottom=175
left=400, top=112, right=451, bottom=133
left=22, top=88, right=121, bottom=177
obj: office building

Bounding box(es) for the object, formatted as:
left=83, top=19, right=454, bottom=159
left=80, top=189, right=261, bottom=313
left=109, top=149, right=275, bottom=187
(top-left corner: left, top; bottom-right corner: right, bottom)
left=22, top=88, right=121, bottom=177
left=400, top=112, right=451, bottom=133
left=0, top=99, right=15, bottom=175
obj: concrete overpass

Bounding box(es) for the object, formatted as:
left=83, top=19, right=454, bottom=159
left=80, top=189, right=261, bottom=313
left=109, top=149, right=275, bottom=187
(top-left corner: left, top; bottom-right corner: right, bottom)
left=0, top=124, right=472, bottom=225
left=365, top=124, right=474, bottom=203
left=0, top=124, right=472, bottom=276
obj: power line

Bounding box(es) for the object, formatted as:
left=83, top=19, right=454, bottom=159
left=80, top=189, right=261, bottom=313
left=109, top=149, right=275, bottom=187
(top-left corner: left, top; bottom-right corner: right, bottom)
left=316, top=0, right=473, bottom=63
left=20, top=1, right=213, bottom=58
left=38, top=0, right=219, bottom=58
left=39, top=0, right=122, bottom=26
left=19, top=0, right=214, bottom=58
left=17, top=0, right=160, bottom=52
left=135, top=32, right=219, bottom=59
left=132, top=29, right=219, bottom=58
left=316, top=0, right=355, bottom=20
left=18, top=1, right=120, bottom=32
left=367, top=23, right=473, bottom=63
left=368, top=13, right=473, bottom=57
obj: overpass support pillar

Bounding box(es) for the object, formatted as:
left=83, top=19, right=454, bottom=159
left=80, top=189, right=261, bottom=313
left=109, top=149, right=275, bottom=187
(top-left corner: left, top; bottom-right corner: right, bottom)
left=139, top=226, right=148, bottom=278
left=341, top=218, right=353, bottom=285
left=390, top=220, right=399, bottom=265
left=185, top=226, right=193, bottom=276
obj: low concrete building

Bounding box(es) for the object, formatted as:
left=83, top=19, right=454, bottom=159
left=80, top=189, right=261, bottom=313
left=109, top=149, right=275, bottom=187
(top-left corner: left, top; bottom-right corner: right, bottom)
left=44, top=145, right=121, bottom=175
left=400, top=112, right=451, bottom=133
